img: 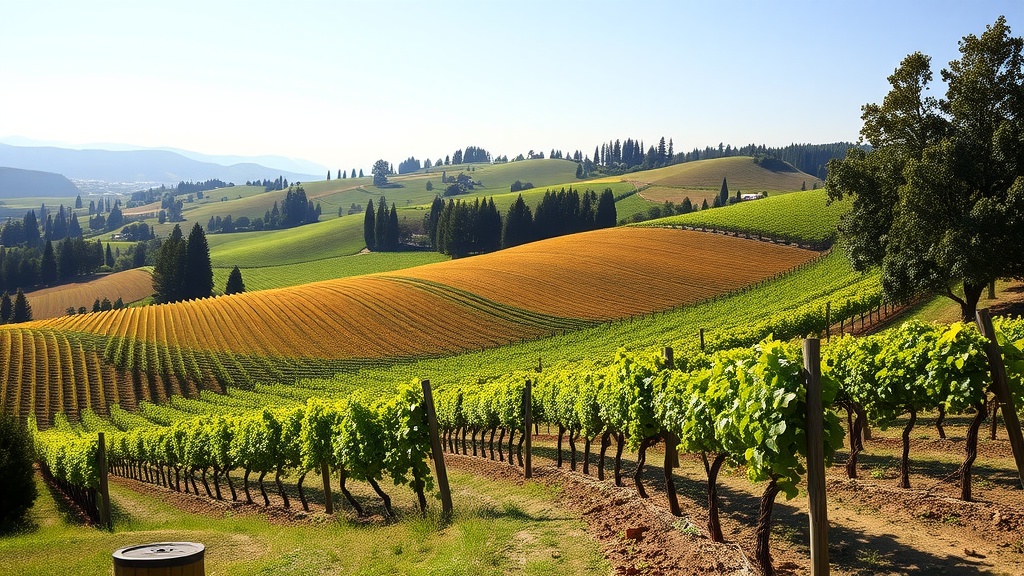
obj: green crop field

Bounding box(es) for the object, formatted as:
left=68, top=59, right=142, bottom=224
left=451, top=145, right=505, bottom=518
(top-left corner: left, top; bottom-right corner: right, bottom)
left=212, top=251, right=449, bottom=292
left=639, top=188, right=849, bottom=245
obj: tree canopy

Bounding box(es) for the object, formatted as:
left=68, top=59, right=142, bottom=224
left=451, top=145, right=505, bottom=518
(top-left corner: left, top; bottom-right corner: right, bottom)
left=826, top=16, right=1024, bottom=321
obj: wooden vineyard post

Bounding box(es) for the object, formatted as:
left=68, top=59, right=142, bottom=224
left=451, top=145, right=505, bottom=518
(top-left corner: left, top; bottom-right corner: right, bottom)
left=976, top=309, right=1024, bottom=489
left=321, top=461, right=333, bottom=515
left=662, top=347, right=681, bottom=516
left=803, top=339, right=829, bottom=575
left=698, top=328, right=705, bottom=352
left=421, top=380, right=453, bottom=520
left=524, top=379, right=533, bottom=479
left=97, top=432, right=112, bottom=530
left=989, top=280, right=997, bottom=300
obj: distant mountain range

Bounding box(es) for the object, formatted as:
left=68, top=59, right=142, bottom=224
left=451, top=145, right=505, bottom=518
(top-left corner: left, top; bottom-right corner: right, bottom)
left=0, top=141, right=322, bottom=188
left=0, top=167, right=80, bottom=199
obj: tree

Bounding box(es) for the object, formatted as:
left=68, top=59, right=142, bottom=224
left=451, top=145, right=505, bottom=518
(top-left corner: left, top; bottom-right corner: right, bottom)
left=184, top=222, right=214, bottom=300
left=826, top=17, right=1024, bottom=321
left=74, top=194, right=82, bottom=209
left=371, top=159, right=390, bottom=187
left=595, top=188, right=617, bottom=229
left=327, top=170, right=331, bottom=180
left=501, top=195, right=534, bottom=249
left=152, top=224, right=186, bottom=303
left=0, top=415, right=37, bottom=528
left=40, top=240, right=57, bottom=284
left=105, top=243, right=114, bottom=267
left=11, top=289, right=31, bottom=323
left=386, top=204, right=399, bottom=251
left=375, top=197, right=388, bottom=250
left=225, top=265, right=245, bottom=295
left=718, top=178, right=729, bottom=207
left=0, top=292, right=10, bottom=323
left=363, top=200, right=376, bottom=250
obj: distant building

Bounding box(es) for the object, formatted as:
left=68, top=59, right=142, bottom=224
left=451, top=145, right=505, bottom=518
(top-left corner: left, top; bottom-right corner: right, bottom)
left=740, top=193, right=764, bottom=201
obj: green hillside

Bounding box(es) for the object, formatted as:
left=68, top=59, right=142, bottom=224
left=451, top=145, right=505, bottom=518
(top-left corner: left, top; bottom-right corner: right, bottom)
left=640, top=188, right=849, bottom=245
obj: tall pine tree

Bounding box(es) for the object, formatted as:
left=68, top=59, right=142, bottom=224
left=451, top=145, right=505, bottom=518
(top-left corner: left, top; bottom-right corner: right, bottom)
left=152, top=224, right=186, bottom=303
left=184, top=222, right=213, bottom=300
left=363, top=200, right=376, bottom=250
left=225, top=265, right=245, bottom=295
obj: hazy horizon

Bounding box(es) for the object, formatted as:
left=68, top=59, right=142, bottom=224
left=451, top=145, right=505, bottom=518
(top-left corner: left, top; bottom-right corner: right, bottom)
left=3, top=0, right=1021, bottom=173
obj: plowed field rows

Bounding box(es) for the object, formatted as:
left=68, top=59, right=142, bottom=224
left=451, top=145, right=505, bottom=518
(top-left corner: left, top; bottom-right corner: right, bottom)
left=389, top=227, right=817, bottom=320
left=33, top=276, right=584, bottom=360
left=25, top=269, right=154, bottom=320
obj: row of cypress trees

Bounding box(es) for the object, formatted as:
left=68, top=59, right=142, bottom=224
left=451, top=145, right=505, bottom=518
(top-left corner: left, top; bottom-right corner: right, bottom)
left=363, top=197, right=400, bottom=252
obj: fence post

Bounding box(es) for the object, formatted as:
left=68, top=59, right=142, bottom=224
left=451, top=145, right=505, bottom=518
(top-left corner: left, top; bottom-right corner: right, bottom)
left=321, top=461, right=333, bottom=515
left=97, top=432, right=112, bottom=531
left=975, top=309, right=1024, bottom=489
left=803, top=339, right=829, bottom=576
left=421, top=380, right=453, bottom=520
left=699, top=328, right=705, bottom=352
left=524, top=379, right=533, bottom=479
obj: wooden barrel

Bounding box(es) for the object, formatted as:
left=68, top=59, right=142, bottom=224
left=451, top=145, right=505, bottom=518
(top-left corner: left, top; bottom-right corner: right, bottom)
left=112, top=542, right=205, bottom=575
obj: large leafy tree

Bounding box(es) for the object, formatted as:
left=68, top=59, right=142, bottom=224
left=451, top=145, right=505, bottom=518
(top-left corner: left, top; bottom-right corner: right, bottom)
left=371, top=159, right=390, bottom=187
left=827, top=17, right=1024, bottom=321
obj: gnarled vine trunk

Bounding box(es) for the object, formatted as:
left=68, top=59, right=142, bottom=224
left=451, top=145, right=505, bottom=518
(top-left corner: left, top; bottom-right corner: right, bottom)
left=900, top=406, right=917, bottom=489
left=755, top=477, right=781, bottom=576
left=960, top=403, right=987, bottom=501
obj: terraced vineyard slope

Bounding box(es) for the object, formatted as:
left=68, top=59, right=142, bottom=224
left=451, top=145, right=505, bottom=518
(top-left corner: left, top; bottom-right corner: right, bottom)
left=393, top=227, right=817, bottom=320
left=5, top=227, right=821, bottom=423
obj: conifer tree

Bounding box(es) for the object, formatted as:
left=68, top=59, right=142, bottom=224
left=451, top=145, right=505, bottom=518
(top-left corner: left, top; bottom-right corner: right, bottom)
left=184, top=222, right=214, bottom=300
left=363, top=200, right=376, bottom=250
left=0, top=291, right=11, bottom=323
left=595, top=188, right=617, bottom=229
left=501, top=195, right=534, bottom=249
left=40, top=240, right=57, bottom=284
left=225, top=265, right=245, bottom=295
left=11, top=288, right=31, bottom=323
left=375, top=197, right=388, bottom=250
left=719, top=178, right=729, bottom=207
left=387, top=204, right=399, bottom=251
left=152, top=224, right=186, bottom=303
left=105, top=243, right=114, bottom=267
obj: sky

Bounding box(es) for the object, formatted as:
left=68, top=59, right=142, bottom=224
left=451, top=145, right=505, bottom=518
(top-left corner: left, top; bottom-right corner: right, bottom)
left=2, top=0, right=1022, bottom=174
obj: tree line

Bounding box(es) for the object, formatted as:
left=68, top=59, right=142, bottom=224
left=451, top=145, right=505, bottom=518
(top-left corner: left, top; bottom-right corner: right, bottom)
left=416, top=187, right=617, bottom=258
left=206, top=186, right=320, bottom=233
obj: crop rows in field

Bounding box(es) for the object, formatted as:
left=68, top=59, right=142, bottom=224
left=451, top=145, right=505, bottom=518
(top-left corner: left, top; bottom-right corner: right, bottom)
left=644, top=189, right=848, bottom=246
left=393, top=227, right=818, bottom=320
left=25, top=269, right=155, bottom=320
left=36, top=275, right=588, bottom=360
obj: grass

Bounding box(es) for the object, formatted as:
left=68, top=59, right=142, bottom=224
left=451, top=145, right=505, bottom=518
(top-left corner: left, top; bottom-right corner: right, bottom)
left=207, top=214, right=366, bottom=267
left=624, top=156, right=817, bottom=193
left=212, top=252, right=450, bottom=292
left=0, top=470, right=609, bottom=576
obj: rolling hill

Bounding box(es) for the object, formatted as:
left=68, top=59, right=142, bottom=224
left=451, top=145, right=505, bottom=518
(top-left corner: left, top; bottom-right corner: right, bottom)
left=23, top=269, right=154, bottom=320
left=597, top=156, right=819, bottom=206
left=0, top=166, right=81, bottom=198
left=0, top=143, right=318, bottom=185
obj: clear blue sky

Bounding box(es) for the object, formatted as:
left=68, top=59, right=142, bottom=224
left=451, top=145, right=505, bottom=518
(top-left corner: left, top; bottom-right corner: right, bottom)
left=2, top=0, right=1021, bottom=173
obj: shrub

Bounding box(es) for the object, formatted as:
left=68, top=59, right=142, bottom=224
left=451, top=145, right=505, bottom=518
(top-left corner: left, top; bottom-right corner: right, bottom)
left=0, top=415, right=37, bottom=529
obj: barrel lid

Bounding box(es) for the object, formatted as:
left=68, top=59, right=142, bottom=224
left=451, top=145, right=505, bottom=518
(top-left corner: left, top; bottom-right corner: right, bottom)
left=112, top=542, right=205, bottom=568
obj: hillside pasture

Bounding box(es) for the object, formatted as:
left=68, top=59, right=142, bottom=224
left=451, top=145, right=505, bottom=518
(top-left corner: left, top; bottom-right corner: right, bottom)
left=391, top=227, right=818, bottom=321
left=24, top=269, right=153, bottom=319
left=638, top=156, right=817, bottom=190
left=643, top=188, right=849, bottom=245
